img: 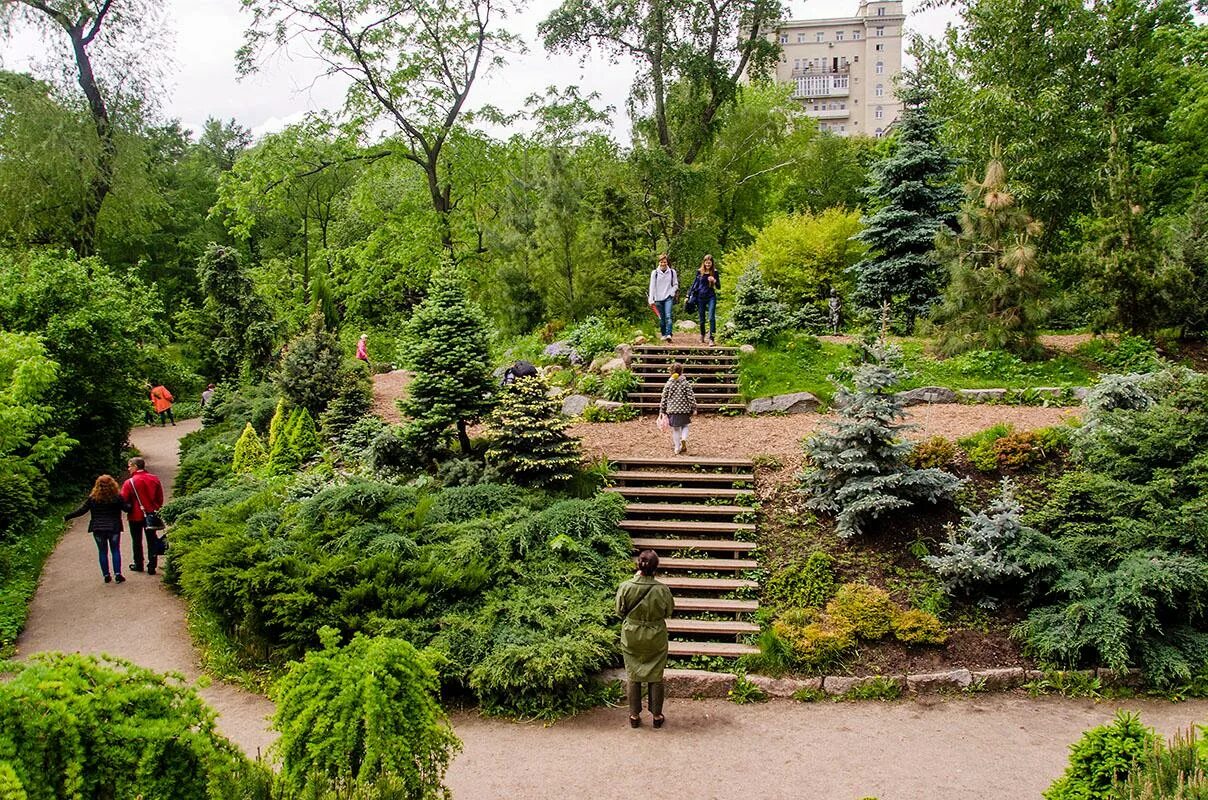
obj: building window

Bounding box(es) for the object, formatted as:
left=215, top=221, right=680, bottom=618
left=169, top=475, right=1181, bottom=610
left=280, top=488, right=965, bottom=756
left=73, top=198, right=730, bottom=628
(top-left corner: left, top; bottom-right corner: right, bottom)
left=875, top=84, right=884, bottom=97
left=839, top=125, right=846, bottom=132
left=815, top=31, right=824, bottom=42
left=875, top=127, right=883, bottom=136
left=877, top=6, right=886, bottom=15
left=853, top=30, right=862, bottom=39
left=836, top=31, right=844, bottom=41
left=876, top=61, right=885, bottom=74
left=840, top=103, right=846, bottom=109
left=875, top=42, right=884, bottom=51
left=794, top=59, right=800, bottom=70
left=875, top=26, right=884, bottom=36
left=797, top=33, right=806, bottom=43
left=875, top=106, right=884, bottom=119
left=779, top=33, right=788, bottom=44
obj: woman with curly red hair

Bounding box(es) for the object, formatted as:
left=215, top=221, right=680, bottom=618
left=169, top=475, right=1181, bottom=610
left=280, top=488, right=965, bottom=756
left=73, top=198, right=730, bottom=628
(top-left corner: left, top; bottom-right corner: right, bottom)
left=66, top=475, right=132, bottom=583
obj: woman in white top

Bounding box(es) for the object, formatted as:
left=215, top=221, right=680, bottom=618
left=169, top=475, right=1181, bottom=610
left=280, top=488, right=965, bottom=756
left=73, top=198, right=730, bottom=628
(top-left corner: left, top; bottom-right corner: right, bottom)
left=647, top=253, right=679, bottom=342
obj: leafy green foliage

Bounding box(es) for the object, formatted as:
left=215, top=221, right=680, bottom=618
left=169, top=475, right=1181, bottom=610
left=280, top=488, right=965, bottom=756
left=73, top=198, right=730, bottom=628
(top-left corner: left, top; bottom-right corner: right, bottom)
left=826, top=583, right=897, bottom=640
left=728, top=671, right=768, bottom=704
left=842, top=676, right=903, bottom=701
left=0, top=652, right=272, bottom=800
left=800, top=344, right=961, bottom=537
left=485, top=376, right=581, bottom=488
left=276, top=317, right=346, bottom=416
left=272, top=630, right=460, bottom=799
left=601, top=369, right=640, bottom=402
left=727, top=265, right=797, bottom=344
left=1044, top=711, right=1157, bottom=800
left=1074, top=335, right=1165, bottom=374
left=764, top=551, right=837, bottom=610
left=0, top=508, right=70, bottom=656
left=563, top=317, right=618, bottom=364
left=580, top=403, right=640, bottom=423
left=189, top=243, right=277, bottom=380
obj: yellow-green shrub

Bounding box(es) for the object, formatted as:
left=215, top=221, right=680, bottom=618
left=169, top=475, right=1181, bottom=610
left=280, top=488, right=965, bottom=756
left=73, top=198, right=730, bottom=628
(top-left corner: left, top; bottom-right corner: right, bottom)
left=906, top=436, right=958, bottom=470
left=893, top=609, right=948, bottom=645
left=773, top=610, right=856, bottom=673
left=826, top=583, right=896, bottom=639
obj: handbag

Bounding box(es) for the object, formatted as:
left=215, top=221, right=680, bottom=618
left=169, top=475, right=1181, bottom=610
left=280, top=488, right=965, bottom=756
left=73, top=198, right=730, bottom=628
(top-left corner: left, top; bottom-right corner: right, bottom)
left=129, top=478, right=166, bottom=531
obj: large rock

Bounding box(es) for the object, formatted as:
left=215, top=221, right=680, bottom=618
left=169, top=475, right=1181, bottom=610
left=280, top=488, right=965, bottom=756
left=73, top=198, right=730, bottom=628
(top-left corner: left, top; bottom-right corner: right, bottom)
left=664, top=668, right=735, bottom=698
left=540, top=364, right=563, bottom=377
left=632, top=334, right=648, bottom=346
left=906, top=669, right=973, bottom=693
left=897, top=386, right=958, bottom=405
left=748, top=675, right=823, bottom=698
left=615, top=343, right=633, bottom=367
left=747, top=391, right=822, bottom=415
left=594, top=400, right=624, bottom=410
left=739, top=344, right=756, bottom=354
left=600, top=357, right=627, bottom=374
left=676, top=319, right=698, bottom=331
left=544, top=341, right=572, bottom=359
left=823, top=675, right=906, bottom=696
left=971, top=667, right=1025, bottom=691
left=588, top=354, right=611, bottom=373
left=561, top=394, right=591, bottom=417
left=957, top=388, right=1007, bottom=403
left=1096, top=667, right=1145, bottom=688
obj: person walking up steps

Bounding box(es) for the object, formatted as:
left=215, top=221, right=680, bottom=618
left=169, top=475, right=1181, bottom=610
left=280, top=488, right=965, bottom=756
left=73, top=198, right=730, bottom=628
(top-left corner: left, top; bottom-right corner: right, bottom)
left=66, top=475, right=131, bottom=584
left=616, top=549, right=675, bottom=729
left=659, top=361, right=697, bottom=455
left=648, top=253, right=678, bottom=342
left=688, top=254, right=720, bottom=346
left=150, top=382, right=175, bottom=426
left=121, top=457, right=164, bottom=576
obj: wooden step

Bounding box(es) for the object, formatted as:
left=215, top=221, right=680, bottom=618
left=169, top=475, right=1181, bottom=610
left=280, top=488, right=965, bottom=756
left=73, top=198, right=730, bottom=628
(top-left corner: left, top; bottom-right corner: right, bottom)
left=660, top=576, right=759, bottom=591
left=630, top=537, right=757, bottom=552
left=612, top=457, right=753, bottom=469
left=668, top=640, right=759, bottom=657
left=609, top=470, right=754, bottom=484
left=636, top=352, right=738, bottom=361
left=605, top=487, right=754, bottom=500
left=621, top=519, right=756, bottom=534
left=658, top=556, right=758, bottom=571
left=629, top=392, right=738, bottom=401
left=673, top=597, right=760, bottom=613
left=667, top=618, right=760, bottom=635
left=634, top=345, right=739, bottom=354
left=636, top=382, right=739, bottom=391
left=628, top=402, right=743, bottom=412
left=625, top=503, right=750, bottom=516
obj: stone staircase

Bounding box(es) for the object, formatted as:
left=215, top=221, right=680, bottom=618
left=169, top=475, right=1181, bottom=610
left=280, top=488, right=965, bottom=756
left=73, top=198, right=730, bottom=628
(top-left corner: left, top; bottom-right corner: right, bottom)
left=606, top=456, right=760, bottom=658
left=627, top=344, right=741, bottom=413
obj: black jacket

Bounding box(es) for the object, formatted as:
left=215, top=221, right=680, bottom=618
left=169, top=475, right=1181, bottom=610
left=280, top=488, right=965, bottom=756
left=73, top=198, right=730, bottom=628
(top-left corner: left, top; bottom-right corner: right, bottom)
left=66, top=497, right=131, bottom=534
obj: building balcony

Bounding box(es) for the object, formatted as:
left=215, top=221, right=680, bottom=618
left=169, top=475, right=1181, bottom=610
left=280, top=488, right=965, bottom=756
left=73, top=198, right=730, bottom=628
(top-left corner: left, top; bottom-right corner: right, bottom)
left=807, top=107, right=850, bottom=119
left=792, top=73, right=851, bottom=98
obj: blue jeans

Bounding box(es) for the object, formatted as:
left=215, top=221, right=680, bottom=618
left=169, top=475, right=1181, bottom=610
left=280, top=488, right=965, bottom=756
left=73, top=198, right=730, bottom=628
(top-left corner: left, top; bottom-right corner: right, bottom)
left=93, top=531, right=121, bottom=577
left=656, top=296, right=674, bottom=337
left=697, top=294, right=717, bottom=338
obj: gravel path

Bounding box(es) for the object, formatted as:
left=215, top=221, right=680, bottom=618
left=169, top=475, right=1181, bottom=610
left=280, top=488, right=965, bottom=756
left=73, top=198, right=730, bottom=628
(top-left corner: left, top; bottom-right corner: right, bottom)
left=16, top=420, right=277, bottom=759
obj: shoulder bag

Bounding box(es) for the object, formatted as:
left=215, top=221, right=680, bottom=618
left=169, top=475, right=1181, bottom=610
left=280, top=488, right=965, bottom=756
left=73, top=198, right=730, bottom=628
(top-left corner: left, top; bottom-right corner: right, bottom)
left=128, top=477, right=167, bottom=536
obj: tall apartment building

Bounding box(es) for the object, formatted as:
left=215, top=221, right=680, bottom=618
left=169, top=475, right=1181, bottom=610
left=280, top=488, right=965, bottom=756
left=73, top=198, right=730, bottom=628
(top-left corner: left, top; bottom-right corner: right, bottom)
left=772, top=0, right=905, bottom=137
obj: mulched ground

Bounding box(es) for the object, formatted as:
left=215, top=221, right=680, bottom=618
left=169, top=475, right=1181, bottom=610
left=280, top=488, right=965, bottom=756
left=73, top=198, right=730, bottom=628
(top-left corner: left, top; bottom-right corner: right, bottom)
left=371, top=369, right=412, bottom=424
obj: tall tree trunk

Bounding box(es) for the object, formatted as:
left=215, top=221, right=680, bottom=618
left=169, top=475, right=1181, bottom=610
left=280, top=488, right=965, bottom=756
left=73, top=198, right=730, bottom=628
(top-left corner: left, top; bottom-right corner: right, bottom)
left=67, top=23, right=115, bottom=257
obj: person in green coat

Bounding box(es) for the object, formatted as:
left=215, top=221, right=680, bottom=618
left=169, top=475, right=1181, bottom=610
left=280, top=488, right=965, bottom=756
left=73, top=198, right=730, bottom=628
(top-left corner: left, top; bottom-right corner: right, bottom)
left=616, top=549, right=675, bottom=728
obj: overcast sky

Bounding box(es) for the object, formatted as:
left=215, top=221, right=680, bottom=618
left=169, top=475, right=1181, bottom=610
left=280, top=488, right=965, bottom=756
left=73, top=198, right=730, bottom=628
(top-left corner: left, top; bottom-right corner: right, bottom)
left=2, top=0, right=958, bottom=142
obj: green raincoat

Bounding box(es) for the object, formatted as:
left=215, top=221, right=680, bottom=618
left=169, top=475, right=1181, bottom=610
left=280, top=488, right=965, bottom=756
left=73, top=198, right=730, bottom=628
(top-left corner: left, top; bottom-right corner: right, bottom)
left=615, top=575, right=675, bottom=683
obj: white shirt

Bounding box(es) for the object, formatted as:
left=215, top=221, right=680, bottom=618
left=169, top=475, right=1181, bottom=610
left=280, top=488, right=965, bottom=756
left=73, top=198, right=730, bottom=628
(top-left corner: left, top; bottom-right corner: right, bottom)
left=648, top=265, right=678, bottom=304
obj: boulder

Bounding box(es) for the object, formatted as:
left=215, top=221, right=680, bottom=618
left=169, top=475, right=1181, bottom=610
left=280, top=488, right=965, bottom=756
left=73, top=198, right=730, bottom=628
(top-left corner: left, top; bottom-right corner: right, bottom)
left=561, top=394, right=591, bottom=417
left=1072, top=386, right=1090, bottom=401
left=594, top=400, right=624, bottom=410
left=906, top=669, right=973, bottom=693
left=1096, top=667, right=1145, bottom=689
left=897, top=386, right=958, bottom=405
left=663, top=668, right=735, bottom=698
left=747, top=675, right=823, bottom=698
left=543, top=341, right=573, bottom=359
left=588, top=354, right=611, bottom=373
left=676, top=319, right=698, bottom=331
left=739, top=344, right=756, bottom=354
left=822, top=675, right=862, bottom=696
left=747, top=391, right=822, bottom=415
left=615, top=343, right=633, bottom=367
left=600, top=357, right=627, bottom=374
left=971, top=667, right=1025, bottom=691
left=540, top=364, right=563, bottom=376
left=632, top=334, right=648, bottom=346
left=492, top=365, right=508, bottom=380
left=957, top=388, right=1007, bottom=403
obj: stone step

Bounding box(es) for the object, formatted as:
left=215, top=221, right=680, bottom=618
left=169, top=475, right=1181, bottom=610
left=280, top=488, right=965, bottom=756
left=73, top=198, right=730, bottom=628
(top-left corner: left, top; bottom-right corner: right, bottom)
left=668, top=640, right=760, bottom=657
left=605, top=486, right=755, bottom=500
left=667, top=618, right=760, bottom=635
left=630, top=537, right=757, bottom=553
left=611, top=456, right=753, bottom=469
left=621, top=519, right=756, bottom=534
left=609, top=470, right=754, bottom=485
left=673, top=597, right=760, bottom=614
left=625, top=503, right=750, bottom=516
left=660, top=576, right=760, bottom=592
left=658, top=556, right=758, bottom=572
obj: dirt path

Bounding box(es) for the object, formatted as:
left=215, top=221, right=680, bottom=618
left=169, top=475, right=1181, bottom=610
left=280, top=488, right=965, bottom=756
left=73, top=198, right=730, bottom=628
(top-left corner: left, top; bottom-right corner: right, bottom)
left=16, top=420, right=277, bottom=759
left=447, top=695, right=1208, bottom=800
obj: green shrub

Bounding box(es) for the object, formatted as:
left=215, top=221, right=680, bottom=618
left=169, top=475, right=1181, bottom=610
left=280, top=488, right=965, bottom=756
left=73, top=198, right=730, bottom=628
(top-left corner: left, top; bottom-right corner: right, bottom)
left=175, top=428, right=238, bottom=495
left=1114, top=726, right=1208, bottom=798
left=601, top=369, right=640, bottom=402
left=577, top=373, right=604, bottom=396
left=580, top=403, right=640, bottom=423
left=275, top=317, right=345, bottom=416
left=826, top=583, right=896, bottom=640
left=564, top=317, right=618, bottom=363
left=843, top=676, right=902, bottom=701
left=728, top=672, right=769, bottom=704
left=287, top=407, right=321, bottom=463
left=318, top=370, right=373, bottom=442
left=892, top=609, right=948, bottom=645
left=905, top=436, right=958, bottom=470
left=0, top=653, right=272, bottom=800
left=1076, top=335, right=1165, bottom=374
left=232, top=424, right=267, bottom=474
left=368, top=425, right=411, bottom=476
left=958, top=422, right=1014, bottom=472
left=764, top=551, right=838, bottom=610
left=486, top=376, right=582, bottom=488
left=1044, top=711, right=1157, bottom=800
left=925, top=478, right=1031, bottom=603
left=772, top=609, right=856, bottom=673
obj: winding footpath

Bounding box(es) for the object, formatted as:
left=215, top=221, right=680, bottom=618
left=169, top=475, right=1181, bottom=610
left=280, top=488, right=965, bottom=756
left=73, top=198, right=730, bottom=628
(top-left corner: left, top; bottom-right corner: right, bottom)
left=15, top=421, right=1208, bottom=798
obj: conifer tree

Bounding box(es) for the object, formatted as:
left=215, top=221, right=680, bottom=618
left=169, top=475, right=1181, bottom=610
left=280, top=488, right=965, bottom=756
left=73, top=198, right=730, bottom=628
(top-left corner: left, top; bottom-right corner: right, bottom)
left=928, top=145, right=1045, bottom=356
left=232, top=423, right=268, bottom=474
left=289, top=408, right=321, bottom=463
left=486, top=376, right=582, bottom=488
left=400, top=272, right=495, bottom=458
left=269, top=407, right=301, bottom=474
left=729, top=264, right=795, bottom=343
left=800, top=344, right=961, bottom=538
left=852, top=72, right=961, bottom=329
left=267, top=399, right=288, bottom=451
left=276, top=315, right=344, bottom=417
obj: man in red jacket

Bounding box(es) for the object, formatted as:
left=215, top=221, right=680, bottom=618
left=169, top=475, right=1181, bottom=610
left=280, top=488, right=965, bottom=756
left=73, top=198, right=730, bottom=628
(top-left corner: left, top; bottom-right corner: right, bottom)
left=121, top=457, right=165, bottom=575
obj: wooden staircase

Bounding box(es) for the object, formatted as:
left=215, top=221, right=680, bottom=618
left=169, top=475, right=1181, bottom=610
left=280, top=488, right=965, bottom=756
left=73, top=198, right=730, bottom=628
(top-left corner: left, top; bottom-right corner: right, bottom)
left=627, top=344, right=742, bottom=413
left=607, top=456, right=760, bottom=658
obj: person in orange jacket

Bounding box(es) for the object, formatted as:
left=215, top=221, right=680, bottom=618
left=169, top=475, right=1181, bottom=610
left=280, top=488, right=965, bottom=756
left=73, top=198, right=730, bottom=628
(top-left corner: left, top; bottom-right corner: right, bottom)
left=150, top=383, right=175, bottom=427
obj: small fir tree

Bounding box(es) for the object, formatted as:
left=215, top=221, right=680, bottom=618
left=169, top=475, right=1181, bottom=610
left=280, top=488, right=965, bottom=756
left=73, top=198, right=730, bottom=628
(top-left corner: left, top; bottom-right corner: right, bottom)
left=267, top=399, right=287, bottom=451
left=925, top=478, right=1030, bottom=603
left=800, top=344, right=961, bottom=538
left=486, top=376, right=582, bottom=488
left=268, top=407, right=301, bottom=474
left=729, top=264, right=795, bottom=343
left=400, top=272, right=495, bottom=457
left=318, top=370, right=373, bottom=442
left=232, top=423, right=268, bottom=474
left=851, top=71, right=961, bottom=329
left=275, top=315, right=344, bottom=417
left=288, top=407, right=321, bottom=463
left=928, top=145, right=1045, bottom=356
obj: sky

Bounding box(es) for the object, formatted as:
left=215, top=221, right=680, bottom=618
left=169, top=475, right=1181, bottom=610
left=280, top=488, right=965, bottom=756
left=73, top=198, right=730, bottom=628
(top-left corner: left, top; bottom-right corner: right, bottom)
left=1, top=0, right=959, bottom=142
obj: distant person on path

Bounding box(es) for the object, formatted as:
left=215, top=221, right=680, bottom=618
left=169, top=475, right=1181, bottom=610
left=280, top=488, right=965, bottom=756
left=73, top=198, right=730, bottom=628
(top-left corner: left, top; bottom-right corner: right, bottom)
left=616, top=549, right=675, bottom=729
left=150, top=383, right=175, bottom=427
left=66, top=475, right=131, bottom=584
left=121, top=457, right=164, bottom=576
left=648, top=253, right=679, bottom=343
left=659, top=361, right=697, bottom=456
left=828, top=291, right=842, bottom=335
left=200, top=383, right=216, bottom=408
left=688, top=254, right=721, bottom=346
left=356, top=333, right=370, bottom=368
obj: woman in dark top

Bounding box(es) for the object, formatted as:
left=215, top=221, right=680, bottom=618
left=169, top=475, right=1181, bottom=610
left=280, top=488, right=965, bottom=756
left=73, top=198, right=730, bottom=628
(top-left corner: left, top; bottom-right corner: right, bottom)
left=688, top=254, right=720, bottom=346
left=66, top=475, right=131, bottom=583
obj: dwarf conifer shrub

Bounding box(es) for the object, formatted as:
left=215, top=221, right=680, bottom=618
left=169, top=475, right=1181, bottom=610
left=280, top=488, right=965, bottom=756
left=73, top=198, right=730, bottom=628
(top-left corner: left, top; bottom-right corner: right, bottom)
left=486, top=376, right=581, bottom=488
left=905, top=436, right=958, bottom=470
left=826, top=583, right=897, bottom=639
left=276, top=316, right=344, bottom=416
left=318, top=371, right=373, bottom=442
left=764, top=551, right=838, bottom=610
left=232, top=423, right=267, bottom=474
left=1044, top=711, right=1157, bottom=800
left=272, top=630, right=461, bottom=799
left=800, top=344, right=961, bottom=537
left=288, top=407, right=321, bottom=463
left=925, top=479, right=1030, bottom=603
left=729, top=265, right=796, bottom=343
left=771, top=609, right=856, bottom=673
left=893, top=609, right=948, bottom=645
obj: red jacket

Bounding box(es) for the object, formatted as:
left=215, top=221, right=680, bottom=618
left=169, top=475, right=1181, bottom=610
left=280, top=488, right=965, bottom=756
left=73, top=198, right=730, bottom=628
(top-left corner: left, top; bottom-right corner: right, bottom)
left=121, top=471, right=164, bottom=521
